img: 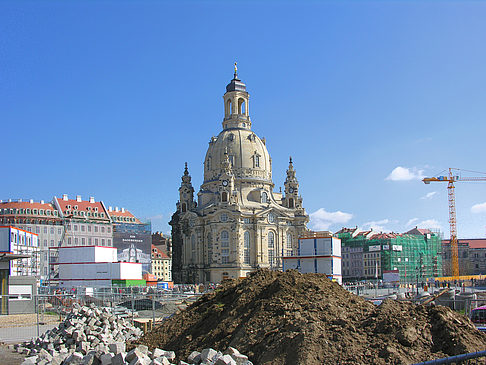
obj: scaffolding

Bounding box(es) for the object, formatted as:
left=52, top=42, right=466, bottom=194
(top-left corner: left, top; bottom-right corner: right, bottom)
left=338, top=230, right=443, bottom=284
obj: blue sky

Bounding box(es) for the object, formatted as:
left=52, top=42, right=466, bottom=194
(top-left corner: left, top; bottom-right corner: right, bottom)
left=1, top=1, right=486, bottom=238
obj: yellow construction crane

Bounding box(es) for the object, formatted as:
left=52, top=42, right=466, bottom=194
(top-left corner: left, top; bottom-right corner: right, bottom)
left=423, top=168, right=486, bottom=278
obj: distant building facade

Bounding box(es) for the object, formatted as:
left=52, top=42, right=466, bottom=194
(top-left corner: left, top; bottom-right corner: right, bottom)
left=151, top=245, right=172, bottom=282
left=442, top=238, right=486, bottom=276
left=0, top=195, right=150, bottom=285
left=336, top=227, right=442, bottom=284
left=152, top=232, right=171, bottom=257
left=170, top=70, right=309, bottom=284
left=0, top=200, right=63, bottom=282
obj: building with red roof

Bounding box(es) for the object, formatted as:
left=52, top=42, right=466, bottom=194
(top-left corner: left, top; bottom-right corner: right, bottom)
left=0, top=199, right=64, bottom=281
left=336, top=227, right=443, bottom=284
left=441, top=238, right=486, bottom=276
left=151, top=245, right=172, bottom=282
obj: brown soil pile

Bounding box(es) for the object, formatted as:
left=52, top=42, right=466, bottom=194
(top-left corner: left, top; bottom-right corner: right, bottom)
left=137, top=269, right=486, bottom=364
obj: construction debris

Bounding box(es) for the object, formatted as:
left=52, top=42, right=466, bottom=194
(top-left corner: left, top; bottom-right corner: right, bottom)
left=13, top=303, right=252, bottom=365
left=137, top=269, right=486, bottom=364
left=14, top=303, right=143, bottom=364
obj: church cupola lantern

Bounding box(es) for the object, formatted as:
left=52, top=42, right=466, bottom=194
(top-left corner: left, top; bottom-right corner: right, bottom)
left=223, top=63, right=251, bottom=130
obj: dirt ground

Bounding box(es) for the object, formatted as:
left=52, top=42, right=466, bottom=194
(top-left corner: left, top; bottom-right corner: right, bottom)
left=137, top=269, right=486, bottom=365
left=0, top=314, right=60, bottom=328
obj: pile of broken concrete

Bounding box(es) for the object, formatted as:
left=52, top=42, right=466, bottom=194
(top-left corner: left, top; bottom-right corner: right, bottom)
left=15, top=302, right=251, bottom=365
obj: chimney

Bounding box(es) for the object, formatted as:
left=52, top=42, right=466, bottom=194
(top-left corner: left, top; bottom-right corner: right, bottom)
left=76, top=195, right=82, bottom=202
left=62, top=194, right=68, bottom=201
left=121, top=208, right=125, bottom=213
left=40, top=200, right=44, bottom=204
left=115, top=207, right=119, bottom=212
left=29, top=199, right=34, bottom=204
left=8, top=199, right=12, bottom=202
left=89, top=197, right=95, bottom=203
left=109, top=206, right=113, bottom=212
left=19, top=199, right=22, bottom=202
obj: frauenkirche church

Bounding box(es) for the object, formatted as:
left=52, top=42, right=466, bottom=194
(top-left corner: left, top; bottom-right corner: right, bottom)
left=170, top=66, right=309, bottom=283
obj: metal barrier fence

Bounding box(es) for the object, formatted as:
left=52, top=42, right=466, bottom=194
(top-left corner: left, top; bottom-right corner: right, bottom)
left=0, top=286, right=207, bottom=344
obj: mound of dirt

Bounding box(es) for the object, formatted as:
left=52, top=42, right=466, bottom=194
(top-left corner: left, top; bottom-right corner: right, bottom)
left=137, top=269, right=486, bottom=364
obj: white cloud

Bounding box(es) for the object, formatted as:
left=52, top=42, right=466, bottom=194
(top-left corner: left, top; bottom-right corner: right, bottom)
left=420, top=191, right=437, bottom=200
left=385, top=166, right=425, bottom=181
left=362, top=219, right=391, bottom=232
left=406, top=218, right=419, bottom=227
left=471, top=202, right=486, bottom=214
left=309, top=208, right=353, bottom=231
left=416, top=219, right=441, bottom=230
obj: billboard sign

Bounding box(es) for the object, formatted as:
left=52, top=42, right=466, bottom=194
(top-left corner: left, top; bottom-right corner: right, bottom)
left=113, top=231, right=151, bottom=274
left=383, top=269, right=400, bottom=283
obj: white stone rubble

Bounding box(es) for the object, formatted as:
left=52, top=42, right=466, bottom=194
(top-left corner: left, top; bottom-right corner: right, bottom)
left=12, top=303, right=252, bottom=365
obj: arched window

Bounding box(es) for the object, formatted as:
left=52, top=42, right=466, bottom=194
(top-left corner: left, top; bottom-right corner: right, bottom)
left=286, top=233, right=293, bottom=256
left=207, top=232, right=212, bottom=265
left=254, top=155, right=260, bottom=168
left=226, top=99, right=232, bottom=116
left=207, top=157, right=211, bottom=170
left=244, top=231, right=250, bottom=264
left=181, top=203, right=187, bottom=212
left=238, top=98, right=246, bottom=115
left=268, top=231, right=275, bottom=267
left=191, top=234, right=196, bottom=262
left=288, top=198, right=294, bottom=208
left=261, top=192, right=268, bottom=203
left=221, top=192, right=228, bottom=202
left=221, top=231, right=229, bottom=247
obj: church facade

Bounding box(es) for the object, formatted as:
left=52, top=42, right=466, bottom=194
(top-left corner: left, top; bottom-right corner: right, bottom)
left=170, top=68, right=309, bottom=283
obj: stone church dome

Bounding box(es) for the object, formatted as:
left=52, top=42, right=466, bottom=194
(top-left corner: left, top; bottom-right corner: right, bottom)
left=203, top=128, right=272, bottom=184
left=203, top=66, right=272, bottom=185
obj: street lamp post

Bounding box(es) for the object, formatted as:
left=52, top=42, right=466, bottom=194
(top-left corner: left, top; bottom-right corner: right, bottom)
left=416, top=267, right=419, bottom=296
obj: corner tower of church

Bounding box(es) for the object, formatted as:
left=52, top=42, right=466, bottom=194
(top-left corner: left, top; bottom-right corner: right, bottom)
left=170, top=66, right=309, bottom=283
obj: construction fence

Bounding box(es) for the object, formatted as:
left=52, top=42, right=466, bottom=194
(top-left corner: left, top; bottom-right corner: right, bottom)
left=0, top=285, right=207, bottom=344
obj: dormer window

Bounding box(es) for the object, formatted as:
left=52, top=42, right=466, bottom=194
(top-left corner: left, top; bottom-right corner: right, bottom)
left=94, top=207, right=98, bottom=212
left=253, top=154, right=260, bottom=168
left=207, top=157, right=211, bottom=170
left=67, top=205, right=71, bottom=209
left=74, top=205, right=78, bottom=210
left=261, top=192, right=268, bottom=203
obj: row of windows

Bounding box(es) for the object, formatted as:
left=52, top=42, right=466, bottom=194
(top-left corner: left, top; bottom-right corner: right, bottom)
left=206, top=153, right=261, bottom=170
left=112, top=216, right=137, bottom=223
left=11, top=232, right=35, bottom=246
left=67, top=224, right=111, bottom=233
left=66, top=204, right=98, bottom=212
left=65, top=210, right=105, bottom=218
left=192, top=231, right=293, bottom=266
left=66, top=237, right=112, bottom=246
left=1, top=207, right=138, bottom=223
left=1, top=208, right=59, bottom=216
